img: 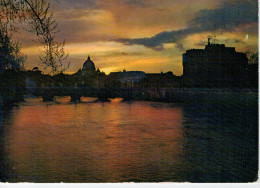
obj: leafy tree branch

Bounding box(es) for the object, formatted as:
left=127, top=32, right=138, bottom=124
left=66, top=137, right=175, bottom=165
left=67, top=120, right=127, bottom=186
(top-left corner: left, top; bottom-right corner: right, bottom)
left=0, top=0, right=70, bottom=74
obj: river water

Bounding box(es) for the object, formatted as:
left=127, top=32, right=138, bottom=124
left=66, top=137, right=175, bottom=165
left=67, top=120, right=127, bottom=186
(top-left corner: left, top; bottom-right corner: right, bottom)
left=0, top=94, right=258, bottom=183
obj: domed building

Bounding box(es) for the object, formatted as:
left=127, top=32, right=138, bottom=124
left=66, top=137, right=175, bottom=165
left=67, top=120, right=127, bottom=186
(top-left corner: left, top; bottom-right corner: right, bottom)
left=83, top=56, right=95, bottom=72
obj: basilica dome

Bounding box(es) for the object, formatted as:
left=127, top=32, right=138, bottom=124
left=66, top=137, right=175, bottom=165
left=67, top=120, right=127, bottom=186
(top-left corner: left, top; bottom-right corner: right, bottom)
left=83, top=56, right=95, bottom=71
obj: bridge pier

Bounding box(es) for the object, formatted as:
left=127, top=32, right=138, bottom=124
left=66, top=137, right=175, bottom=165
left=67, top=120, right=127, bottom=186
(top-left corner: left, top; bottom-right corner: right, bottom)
left=96, top=88, right=111, bottom=102
left=42, top=88, right=56, bottom=102
left=70, top=94, right=81, bottom=102
left=42, top=94, right=56, bottom=102
left=69, top=87, right=82, bottom=102
left=122, top=88, right=133, bottom=101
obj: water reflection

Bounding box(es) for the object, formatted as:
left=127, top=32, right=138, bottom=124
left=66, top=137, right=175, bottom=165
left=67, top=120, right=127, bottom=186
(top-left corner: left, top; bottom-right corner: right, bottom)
left=0, top=105, right=18, bottom=182
left=180, top=102, right=258, bottom=182
left=0, top=96, right=258, bottom=182
left=2, top=98, right=185, bottom=182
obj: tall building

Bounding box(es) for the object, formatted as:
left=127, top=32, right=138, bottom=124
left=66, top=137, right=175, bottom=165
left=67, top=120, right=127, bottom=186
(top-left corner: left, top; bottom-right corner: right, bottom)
left=182, top=38, right=248, bottom=87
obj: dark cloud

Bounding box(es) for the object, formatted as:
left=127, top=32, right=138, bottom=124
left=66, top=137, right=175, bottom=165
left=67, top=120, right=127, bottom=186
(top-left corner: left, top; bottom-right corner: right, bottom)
left=122, top=0, right=147, bottom=7
left=119, top=27, right=200, bottom=50
left=223, top=38, right=245, bottom=44
left=118, top=0, right=258, bottom=50
left=54, top=0, right=147, bottom=10
left=53, top=0, right=99, bottom=10
left=190, top=0, right=258, bottom=31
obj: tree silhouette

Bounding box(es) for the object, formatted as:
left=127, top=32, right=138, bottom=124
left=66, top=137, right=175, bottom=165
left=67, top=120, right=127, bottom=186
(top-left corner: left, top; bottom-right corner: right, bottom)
left=0, top=0, right=70, bottom=74
left=0, top=29, right=27, bottom=73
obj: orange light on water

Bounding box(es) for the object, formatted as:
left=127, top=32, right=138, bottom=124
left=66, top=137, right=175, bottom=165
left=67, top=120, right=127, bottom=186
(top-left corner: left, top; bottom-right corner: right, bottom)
left=5, top=99, right=184, bottom=182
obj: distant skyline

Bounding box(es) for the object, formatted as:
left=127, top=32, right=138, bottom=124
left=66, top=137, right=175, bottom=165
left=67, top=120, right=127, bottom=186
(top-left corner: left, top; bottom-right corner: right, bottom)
left=17, top=0, right=258, bottom=75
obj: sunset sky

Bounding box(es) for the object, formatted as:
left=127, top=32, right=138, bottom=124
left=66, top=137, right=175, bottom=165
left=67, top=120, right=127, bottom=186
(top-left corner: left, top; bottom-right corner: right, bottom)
left=19, top=0, right=258, bottom=75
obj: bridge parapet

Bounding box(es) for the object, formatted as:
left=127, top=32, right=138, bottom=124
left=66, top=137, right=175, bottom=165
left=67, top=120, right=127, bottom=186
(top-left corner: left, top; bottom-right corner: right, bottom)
left=27, top=86, right=185, bottom=102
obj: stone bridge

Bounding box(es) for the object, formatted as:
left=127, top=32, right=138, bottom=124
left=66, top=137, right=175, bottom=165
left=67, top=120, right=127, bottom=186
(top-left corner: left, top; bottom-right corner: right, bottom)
left=28, top=86, right=168, bottom=102
left=4, top=86, right=255, bottom=105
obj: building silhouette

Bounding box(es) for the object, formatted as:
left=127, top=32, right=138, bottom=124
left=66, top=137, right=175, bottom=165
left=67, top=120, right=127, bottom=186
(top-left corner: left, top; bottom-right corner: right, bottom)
left=143, top=72, right=181, bottom=88
left=109, top=70, right=146, bottom=87
left=83, top=56, right=96, bottom=74
left=182, top=38, right=248, bottom=88
left=109, top=70, right=181, bottom=88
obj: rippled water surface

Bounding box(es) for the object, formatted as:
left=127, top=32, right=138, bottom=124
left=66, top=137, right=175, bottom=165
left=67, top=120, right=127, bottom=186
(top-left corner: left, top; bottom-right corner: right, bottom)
left=0, top=95, right=258, bottom=182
